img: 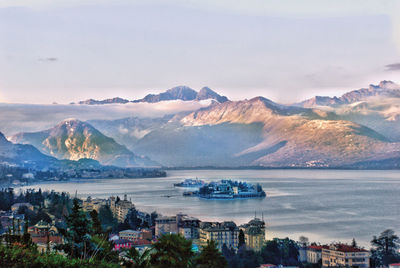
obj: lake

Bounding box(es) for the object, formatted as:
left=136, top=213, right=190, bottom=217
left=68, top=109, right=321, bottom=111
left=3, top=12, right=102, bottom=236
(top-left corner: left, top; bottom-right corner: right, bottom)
left=18, top=169, right=400, bottom=247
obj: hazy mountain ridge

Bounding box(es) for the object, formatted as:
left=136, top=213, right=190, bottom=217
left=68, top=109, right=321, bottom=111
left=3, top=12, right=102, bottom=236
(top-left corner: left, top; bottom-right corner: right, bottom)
left=177, top=97, right=400, bottom=167
left=6, top=81, right=400, bottom=169
left=10, top=119, right=158, bottom=168
left=76, top=97, right=130, bottom=105
left=298, top=80, right=400, bottom=108
left=0, top=132, right=60, bottom=169
left=75, top=86, right=229, bottom=105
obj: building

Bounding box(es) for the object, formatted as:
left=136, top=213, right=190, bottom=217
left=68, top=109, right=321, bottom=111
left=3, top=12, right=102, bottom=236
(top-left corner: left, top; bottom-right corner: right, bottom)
left=119, top=229, right=152, bottom=241
left=11, top=202, right=33, bottom=212
left=177, top=213, right=200, bottom=240
left=322, top=244, right=370, bottom=268
left=155, top=213, right=200, bottom=239
left=82, top=196, right=106, bottom=212
left=240, top=218, right=266, bottom=252
left=155, top=216, right=178, bottom=237
left=113, top=239, right=133, bottom=251
left=0, top=211, right=25, bottom=234
left=199, top=221, right=239, bottom=251
left=389, top=264, right=400, bottom=268
left=109, top=195, right=134, bottom=222
left=28, top=220, right=63, bottom=246
left=307, top=245, right=328, bottom=264
left=258, top=265, right=299, bottom=268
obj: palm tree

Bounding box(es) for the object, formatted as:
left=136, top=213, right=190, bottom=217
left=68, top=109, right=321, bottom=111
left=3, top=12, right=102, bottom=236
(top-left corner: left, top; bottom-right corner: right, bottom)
left=150, top=233, right=194, bottom=268
left=124, top=246, right=151, bottom=268
left=196, top=240, right=228, bottom=268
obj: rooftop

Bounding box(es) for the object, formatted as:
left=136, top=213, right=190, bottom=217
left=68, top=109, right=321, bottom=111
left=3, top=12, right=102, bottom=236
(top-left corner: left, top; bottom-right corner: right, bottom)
left=328, top=244, right=368, bottom=253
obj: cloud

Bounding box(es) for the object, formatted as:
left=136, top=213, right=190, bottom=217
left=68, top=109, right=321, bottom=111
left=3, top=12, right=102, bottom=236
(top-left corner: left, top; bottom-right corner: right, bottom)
left=0, top=100, right=209, bottom=136
left=38, top=57, right=58, bottom=62
left=385, top=63, right=400, bottom=71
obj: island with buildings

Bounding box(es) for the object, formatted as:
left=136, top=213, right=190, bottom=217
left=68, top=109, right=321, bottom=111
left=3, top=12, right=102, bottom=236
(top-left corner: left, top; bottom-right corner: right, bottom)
left=183, top=180, right=266, bottom=199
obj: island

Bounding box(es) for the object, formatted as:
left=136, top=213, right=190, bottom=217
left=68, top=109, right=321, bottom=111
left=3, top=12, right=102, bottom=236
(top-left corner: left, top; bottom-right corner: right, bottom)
left=183, top=179, right=266, bottom=199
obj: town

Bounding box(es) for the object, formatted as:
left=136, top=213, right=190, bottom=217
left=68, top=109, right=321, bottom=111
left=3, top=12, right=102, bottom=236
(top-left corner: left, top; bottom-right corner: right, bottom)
left=0, top=188, right=398, bottom=267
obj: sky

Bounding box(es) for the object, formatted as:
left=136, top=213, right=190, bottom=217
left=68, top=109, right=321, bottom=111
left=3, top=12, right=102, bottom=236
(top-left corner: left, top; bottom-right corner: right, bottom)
left=0, top=0, right=400, bottom=104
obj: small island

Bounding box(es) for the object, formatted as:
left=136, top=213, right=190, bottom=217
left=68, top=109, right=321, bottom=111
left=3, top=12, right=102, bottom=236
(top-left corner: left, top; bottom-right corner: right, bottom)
left=183, top=179, right=266, bottom=199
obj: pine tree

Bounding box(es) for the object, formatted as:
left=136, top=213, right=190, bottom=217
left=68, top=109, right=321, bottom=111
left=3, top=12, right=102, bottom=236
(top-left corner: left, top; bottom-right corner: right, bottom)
left=351, top=238, right=357, bottom=248
left=90, top=209, right=102, bottom=235
left=58, top=198, right=93, bottom=258
left=196, top=240, right=228, bottom=268
left=238, top=229, right=245, bottom=249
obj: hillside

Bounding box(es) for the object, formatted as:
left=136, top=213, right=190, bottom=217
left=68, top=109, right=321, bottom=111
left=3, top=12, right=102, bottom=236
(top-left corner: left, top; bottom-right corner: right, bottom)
left=10, top=119, right=158, bottom=167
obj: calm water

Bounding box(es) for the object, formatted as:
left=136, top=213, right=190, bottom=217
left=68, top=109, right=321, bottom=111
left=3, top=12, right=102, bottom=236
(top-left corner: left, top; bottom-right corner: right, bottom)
left=19, top=169, right=400, bottom=247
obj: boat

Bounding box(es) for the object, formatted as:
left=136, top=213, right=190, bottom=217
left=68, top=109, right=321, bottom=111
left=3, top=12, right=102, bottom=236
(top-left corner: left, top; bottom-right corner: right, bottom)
left=174, top=178, right=205, bottom=188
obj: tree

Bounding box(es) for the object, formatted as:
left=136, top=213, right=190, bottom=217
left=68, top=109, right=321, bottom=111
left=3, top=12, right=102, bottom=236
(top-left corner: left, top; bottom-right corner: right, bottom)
left=238, top=229, right=246, bottom=249
left=260, top=238, right=299, bottom=266
left=371, top=229, right=400, bottom=266
left=58, top=198, right=93, bottom=259
left=299, top=236, right=309, bottom=248
left=150, top=234, right=194, bottom=268
left=196, top=240, right=228, bottom=268
left=98, top=205, right=117, bottom=229
left=90, top=210, right=103, bottom=235
left=124, top=246, right=151, bottom=268
left=351, top=238, right=357, bottom=248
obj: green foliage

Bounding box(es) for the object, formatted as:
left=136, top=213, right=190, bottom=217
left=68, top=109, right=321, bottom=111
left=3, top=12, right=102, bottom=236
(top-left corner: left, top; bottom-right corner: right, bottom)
left=238, top=229, right=245, bottom=249
left=0, top=244, right=118, bottom=268
left=196, top=240, right=228, bottom=268
left=90, top=209, right=103, bottom=235
left=91, top=235, right=120, bottom=263
left=150, top=233, right=194, bottom=268
left=371, top=229, right=400, bottom=266
left=98, top=205, right=117, bottom=229
left=124, top=247, right=151, bottom=268
left=57, top=198, right=93, bottom=259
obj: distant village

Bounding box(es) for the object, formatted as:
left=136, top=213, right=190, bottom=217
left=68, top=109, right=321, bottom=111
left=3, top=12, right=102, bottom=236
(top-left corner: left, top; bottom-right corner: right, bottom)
left=1, top=188, right=397, bottom=268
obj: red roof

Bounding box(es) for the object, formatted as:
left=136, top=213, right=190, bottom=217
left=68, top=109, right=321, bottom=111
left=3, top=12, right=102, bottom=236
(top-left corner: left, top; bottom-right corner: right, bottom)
left=329, top=244, right=368, bottom=253
left=389, top=264, right=400, bottom=266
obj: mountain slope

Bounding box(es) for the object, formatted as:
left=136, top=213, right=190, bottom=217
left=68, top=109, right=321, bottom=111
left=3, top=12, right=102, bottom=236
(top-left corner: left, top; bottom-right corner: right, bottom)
left=195, top=87, right=229, bottom=103
left=10, top=119, right=158, bottom=167
left=0, top=132, right=60, bottom=169
left=133, top=86, right=198, bottom=103
left=76, top=97, right=129, bottom=105
left=130, top=97, right=400, bottom=167
left=298, top=81, right=400, bottom=107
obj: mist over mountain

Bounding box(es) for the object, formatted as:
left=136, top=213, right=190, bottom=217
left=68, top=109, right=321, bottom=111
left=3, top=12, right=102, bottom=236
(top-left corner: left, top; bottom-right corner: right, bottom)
left=88, top=92, right=400, bottom=168
left=10, top=119, right=158, bottom=168
left=3, top=81, right=400, bottom=169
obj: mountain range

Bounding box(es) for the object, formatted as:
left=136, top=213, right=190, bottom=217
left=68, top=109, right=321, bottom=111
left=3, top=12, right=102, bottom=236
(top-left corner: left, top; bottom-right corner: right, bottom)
left=75, top=86, right=229, bottom=105
left=297, top=80, right=400, bottom=107
left=5, top=80, right=400, bottom=169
